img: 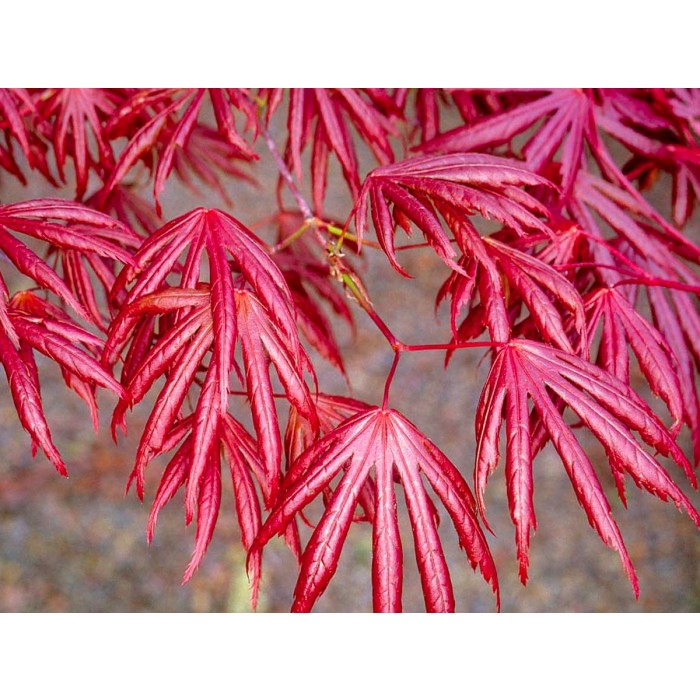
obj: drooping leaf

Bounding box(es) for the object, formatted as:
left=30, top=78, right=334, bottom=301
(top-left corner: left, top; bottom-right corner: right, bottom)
left=103, top=89, right=257, bottom=213
left=585, top=287, right=684, bottom=428
left=418, top=89, right=598, bottom=195
left=355, top=152, right=554, bottom=276
left=275, top=89, right=397, bottom=212
left=254, top=406, right=498, bottom=613
left=475, top=339, right=700, bottom=589
left=437, top=226, right=587, bottom=352
left=0, top=291, right=124, bottom=475
left=33, top=88, right=122, bottom=199
left=101, top=208, right=319, bottom=592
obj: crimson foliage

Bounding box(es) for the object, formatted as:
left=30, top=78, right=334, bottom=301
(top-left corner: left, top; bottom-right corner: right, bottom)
left=1, top=88, right=700, bottom=612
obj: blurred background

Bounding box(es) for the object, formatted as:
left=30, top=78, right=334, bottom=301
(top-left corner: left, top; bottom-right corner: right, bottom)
left=1, top=100, right=699, bottom=613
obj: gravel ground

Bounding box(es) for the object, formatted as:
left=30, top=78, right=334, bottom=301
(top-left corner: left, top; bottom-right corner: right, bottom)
left=1, top=112, right=699, bottom=613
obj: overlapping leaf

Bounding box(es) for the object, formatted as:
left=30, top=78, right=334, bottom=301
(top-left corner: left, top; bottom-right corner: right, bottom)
left=0, top=291, right=124, bottom=475
left=596, top=89, right=700, bottom=226
left=102, top=209, right=319, bottom=589
left=418, top=89, right=598, bottom=195
left=355, top=152, right=554, bottom=276
left=254, top=406, right=499, bottom=612
left=475, top=339, right=700, bottom=589
left=584, top=287, right=684, bottom=428
left=437, top=226, right=587, bottom=350
left=32, top=88, right=123, bottom=199
left=0, top=199, right=133, bottom=477
left=269, top=88, right=397, bottom=213
left=0, top=198, right=140, bottom=327
left=103, top=89, right=257, bottom=213
left=566, top=170, right=700, bottom=288
left=105, top=209, right=318, bottom=504
left=108, top=284, right=314, bottom=592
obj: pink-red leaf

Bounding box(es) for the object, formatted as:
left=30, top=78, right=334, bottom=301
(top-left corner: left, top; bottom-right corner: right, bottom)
left=254, top=406, right=498, bottom=612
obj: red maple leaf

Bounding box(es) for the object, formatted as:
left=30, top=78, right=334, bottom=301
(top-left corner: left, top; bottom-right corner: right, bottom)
left=254, top=406, right=499, bottom=613
left=475, top=339, right=700, bottom=590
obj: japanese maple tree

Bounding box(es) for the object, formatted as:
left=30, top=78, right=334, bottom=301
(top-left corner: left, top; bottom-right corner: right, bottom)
left=1, top=87, right=700, bottom=612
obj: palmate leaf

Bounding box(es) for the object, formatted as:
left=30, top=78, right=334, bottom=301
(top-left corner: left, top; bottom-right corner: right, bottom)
left=105, top=210, right=319, bottom=503
left=0, top=291, right=125, bottom=475
left=32, top=88, right=123, bottom=200
left=418, top=89, right=598, bottom=195
left=595, top=89, right=700, bottom=227
left=355, top=152, right=554, bottom=277
left=103, top=89, right=257, bottom=213
left=254, top=406, right=499, bottom=613
left=584, top=287, right=684, bottom=430
left=110, top=285, right=312, bottom=593
left=568, top=169, right=700, bottom=275
left=267, top=88, right=397, bottom=213
left=0, top=198, right=140, bottom=327
left=475, top=339, right=700, bottom=590
left=103, top=209, right=319, bottom=586
left=0, top=200, right=135, bottom=475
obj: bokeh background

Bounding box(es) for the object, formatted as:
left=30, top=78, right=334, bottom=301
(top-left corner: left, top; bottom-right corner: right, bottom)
left=1, top=101, right=699, bottom=612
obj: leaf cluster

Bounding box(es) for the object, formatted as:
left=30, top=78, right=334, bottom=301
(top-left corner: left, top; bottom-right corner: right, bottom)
left=2, top=88, right=700, bottom=612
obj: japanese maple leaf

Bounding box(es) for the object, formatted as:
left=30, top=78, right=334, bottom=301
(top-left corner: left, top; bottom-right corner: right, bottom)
left=105, top=207, right=301, bottom=357
left=584, top=287, right=684, bottom=429
left=475, top=339, right=700, bottom=590
left=144, top=412, right=270, bottom=606
left=103, top=89, right=257, bottom=213
left=436, top=225, right=587, bottom=351
left=253, top=406, right=499, bottom=613
left=0, top=199, right=137, bottom=448
left=32, top=88, right=122, bottom=200
left=418, top=89, right=599, bottom=196
left=268, top=88, right=397, bottom=213
left=355, top=152, right=554, bottom=277
left=572, top=235, right=700, bottom=466
left=0, top=198, right=140, bottom=328
left=109, top=285, right=310, bottom=595
left=593, top=93, right=700, bottom=227
left=0, top=291, right=125, bottom=476
left=104, top=209, right=319, bottom=511
left=0, top=199, right=133, bottom=474
left=566, top=170, right=700, bottom=279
